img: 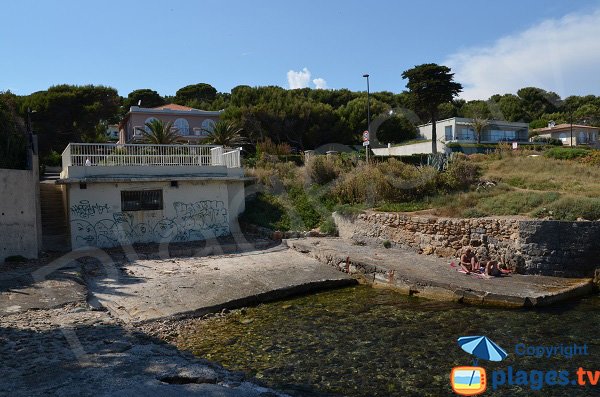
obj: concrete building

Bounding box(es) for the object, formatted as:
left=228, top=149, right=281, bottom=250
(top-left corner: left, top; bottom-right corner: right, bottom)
left=57, top=143, right=245, bottom=249
left=531, top=123, right=599, bottom=146
left=0, top=148, right=42, bottom=262
left=372, top=117, right=529, bottom=156
left=118, top=104, right=222, bottom=144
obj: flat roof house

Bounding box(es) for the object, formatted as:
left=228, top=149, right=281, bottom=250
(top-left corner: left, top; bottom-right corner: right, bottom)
left=57, top=142, right=245, bottom=249
left=118, top=104, right=223, bottom=144
left=531, top=123, right=599, bottom=146
left=372, top=117, right=529, bottom=156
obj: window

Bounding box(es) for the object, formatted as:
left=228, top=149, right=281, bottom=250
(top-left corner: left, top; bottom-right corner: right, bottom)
left=445, top=125, right=453, bottom=141
left=174, top=118, right=190, bottom=135
left=458, top=127, right=475, bottom=141
left=143, top=117, right=159, bottom=133
left=201, top=119, right=216, bottom=136
left=121, top=190, right=163, bottom=211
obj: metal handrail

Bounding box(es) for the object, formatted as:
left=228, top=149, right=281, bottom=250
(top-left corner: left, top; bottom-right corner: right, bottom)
left=61, top=143, right=241, bottom=168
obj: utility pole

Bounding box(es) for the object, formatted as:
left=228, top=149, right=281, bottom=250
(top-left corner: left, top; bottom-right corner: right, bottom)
left=363, top=74, right=370, bottom=164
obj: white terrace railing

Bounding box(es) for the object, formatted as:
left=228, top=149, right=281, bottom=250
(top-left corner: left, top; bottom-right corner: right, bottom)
left=61, top=143, right=241, bottom=168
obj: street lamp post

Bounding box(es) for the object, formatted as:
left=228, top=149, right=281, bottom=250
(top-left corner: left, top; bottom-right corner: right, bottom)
left=26, top=107, right=37, bottom=154
left=363, top=73, right=370, bottom=164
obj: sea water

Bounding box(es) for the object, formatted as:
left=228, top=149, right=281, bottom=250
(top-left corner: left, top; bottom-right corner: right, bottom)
left=178, top=286, right=600, bottom=396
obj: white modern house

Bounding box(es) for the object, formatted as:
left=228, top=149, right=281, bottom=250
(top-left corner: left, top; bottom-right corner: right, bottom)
left=372, top=117, right=529, bottom=156
left=57, top=143, right=245, bottom=249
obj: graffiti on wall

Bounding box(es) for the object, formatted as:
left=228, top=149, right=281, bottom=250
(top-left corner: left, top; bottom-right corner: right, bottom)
left=70, top=200, right=112, bottom=219
left=71, top=200, right=229, bottom=248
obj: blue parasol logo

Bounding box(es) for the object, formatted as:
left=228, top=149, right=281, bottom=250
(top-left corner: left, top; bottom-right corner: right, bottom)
left=458, top=335, right=508, bottom=366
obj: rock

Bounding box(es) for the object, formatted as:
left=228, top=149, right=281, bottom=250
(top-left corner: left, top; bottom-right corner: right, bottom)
left=272, top=231, right=283, bottom=240
left=422, top=246, right=434, bottom=255
left=435, top=247, right=456, bottom=258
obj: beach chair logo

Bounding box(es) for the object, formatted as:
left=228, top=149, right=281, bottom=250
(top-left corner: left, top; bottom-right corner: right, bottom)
left=451, top=336, right=508, bottom=396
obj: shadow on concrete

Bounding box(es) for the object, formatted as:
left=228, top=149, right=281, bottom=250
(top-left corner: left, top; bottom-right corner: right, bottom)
left=0, top=316, right=297, bottom=396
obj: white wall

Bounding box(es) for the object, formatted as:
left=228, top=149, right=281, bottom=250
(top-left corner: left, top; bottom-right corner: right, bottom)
left=68, top=179, right=244, bottom=249
left=62, top=164, right=243, bottom=179
left=372, top=140, right=447, bottom=156
left=0, top=159, right=41, bottom=261
left=419, top=119, right=456, bottom=141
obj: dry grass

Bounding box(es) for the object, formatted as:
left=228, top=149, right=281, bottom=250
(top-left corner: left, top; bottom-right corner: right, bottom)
left=246, top=151, right=600, bottom=221
left=483, top=156, right=600, bottom=197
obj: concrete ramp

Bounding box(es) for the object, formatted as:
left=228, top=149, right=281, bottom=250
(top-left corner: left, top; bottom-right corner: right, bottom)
left=85, top=245, right=355, bottom=323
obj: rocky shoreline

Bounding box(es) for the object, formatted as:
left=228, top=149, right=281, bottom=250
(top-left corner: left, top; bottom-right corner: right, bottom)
left=0, top=241, right=294, bottom=397
left=0, top=299, right=287, bottom=396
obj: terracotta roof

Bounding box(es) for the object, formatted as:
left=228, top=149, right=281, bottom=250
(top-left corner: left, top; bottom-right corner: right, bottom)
left=532, top=123, right=599, bottom=132
left=151, top=103, right=197, bottom=111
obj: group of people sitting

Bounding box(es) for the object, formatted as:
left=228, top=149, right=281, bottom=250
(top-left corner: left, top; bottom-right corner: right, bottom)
left=460, top=248, right=511, bottom=277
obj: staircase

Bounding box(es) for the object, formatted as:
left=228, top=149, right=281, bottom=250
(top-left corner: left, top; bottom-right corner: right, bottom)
left=40, top=175, right=70, bottom=252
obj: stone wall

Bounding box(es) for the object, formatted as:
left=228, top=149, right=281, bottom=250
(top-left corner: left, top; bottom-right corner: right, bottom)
left=333, top=212, right=600, bottom=278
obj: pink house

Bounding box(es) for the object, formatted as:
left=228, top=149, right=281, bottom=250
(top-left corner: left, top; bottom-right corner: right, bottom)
left=118, top=103, right=222, bottom=144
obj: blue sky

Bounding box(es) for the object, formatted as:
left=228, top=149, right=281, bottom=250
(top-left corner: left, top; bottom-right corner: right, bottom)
left=2, top=0, right=600, bottom=99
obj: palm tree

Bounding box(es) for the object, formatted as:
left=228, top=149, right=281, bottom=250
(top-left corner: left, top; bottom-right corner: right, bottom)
left=203, top=121, right=246, bottom=146
left=138, top=119, right=180, bottom=144
left=469, top=117, right=489, bottom=144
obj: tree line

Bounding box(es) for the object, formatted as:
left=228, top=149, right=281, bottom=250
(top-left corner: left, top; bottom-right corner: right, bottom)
left=2, top=65, right=600, bottom=161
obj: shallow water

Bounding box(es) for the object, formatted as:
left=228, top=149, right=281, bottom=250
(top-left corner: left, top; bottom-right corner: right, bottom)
left=178, top=286, right=600, bottom=396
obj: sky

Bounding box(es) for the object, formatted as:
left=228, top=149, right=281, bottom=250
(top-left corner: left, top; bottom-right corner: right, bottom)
left=1, top=0, right=600, bottom=100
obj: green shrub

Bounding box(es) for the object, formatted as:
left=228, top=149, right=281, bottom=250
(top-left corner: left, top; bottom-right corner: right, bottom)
left=319, top=217, right=337, bottom=235
left=441, top=158, right=481, bottom=191
left=305, top=155, right=341, bottom=185
left=544, top=147, right=590, bottom=160
left=288, top=187, right=322, bottom=229
left=288, top=186, right=322, bottom=229
left=330, top=164, right=391, bottom=205
left=246, top=161, right=300, bottom=190
left=239, top=193, right=290, bottom=231
left=532, top=196, right=600, bottom=221
left=382, top=240, right=392, bottom=249
left=43, top=150, right=62, bottom=167
left=476, top=191, right=560, bottom=216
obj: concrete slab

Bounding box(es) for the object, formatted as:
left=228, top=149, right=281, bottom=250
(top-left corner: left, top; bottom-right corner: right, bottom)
left=0, top=263, right=86, bottom=315
left=85, top=245, right=355, bottom=323
left=286, top=238, right=595, bottom=308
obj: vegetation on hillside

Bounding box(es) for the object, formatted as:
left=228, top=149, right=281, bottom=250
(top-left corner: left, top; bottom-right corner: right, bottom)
left=0, top=93, right=27, bottom=169
left=241, top=145, right=600, bottom=233
left=2, top=61, right=599, bottom=164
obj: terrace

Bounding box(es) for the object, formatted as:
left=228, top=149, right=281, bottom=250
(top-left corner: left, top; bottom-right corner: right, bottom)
left=59, top=143, right=243, bottom=181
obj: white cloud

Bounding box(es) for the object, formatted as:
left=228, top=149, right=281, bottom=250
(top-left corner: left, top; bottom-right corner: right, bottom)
left=287, top=67, right=328, bottom=89
left=445, top=9, right=600, bottom=100
left=313, top=78, right=328, bottom=89
left=287, top=67, right=311, bottom=89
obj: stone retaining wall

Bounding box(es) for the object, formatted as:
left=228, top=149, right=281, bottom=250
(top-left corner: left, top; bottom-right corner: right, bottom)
left=333, top=212, right=600, bottom=278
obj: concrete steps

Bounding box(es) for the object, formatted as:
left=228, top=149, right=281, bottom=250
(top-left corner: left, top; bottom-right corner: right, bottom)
left=39, top=183, right=70, bottom=252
